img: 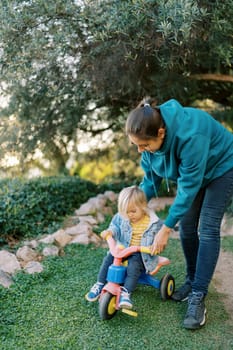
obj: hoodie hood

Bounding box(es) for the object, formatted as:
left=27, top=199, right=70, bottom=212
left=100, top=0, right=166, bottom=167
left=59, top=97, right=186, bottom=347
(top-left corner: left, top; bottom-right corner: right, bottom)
left=156, top=99, right=184, bottom=155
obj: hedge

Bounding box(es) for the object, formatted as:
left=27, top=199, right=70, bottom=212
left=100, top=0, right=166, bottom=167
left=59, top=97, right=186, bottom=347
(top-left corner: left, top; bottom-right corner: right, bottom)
left=0, top=176, right=98, bottom=241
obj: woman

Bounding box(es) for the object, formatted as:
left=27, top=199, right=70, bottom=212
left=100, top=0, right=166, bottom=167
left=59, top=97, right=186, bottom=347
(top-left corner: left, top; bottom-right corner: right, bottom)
left=125, top=98, right=233, bottom=330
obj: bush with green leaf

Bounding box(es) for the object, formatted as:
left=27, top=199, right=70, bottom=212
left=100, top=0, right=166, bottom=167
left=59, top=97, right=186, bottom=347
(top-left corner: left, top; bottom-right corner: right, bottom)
left=0, top=176, right=97, bottom=241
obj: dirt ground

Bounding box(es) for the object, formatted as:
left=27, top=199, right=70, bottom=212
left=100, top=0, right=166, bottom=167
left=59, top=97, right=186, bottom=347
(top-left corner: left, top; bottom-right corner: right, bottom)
left=213, top=244, right=233, bottom=322
left=149, top=197, right=233, bottom=324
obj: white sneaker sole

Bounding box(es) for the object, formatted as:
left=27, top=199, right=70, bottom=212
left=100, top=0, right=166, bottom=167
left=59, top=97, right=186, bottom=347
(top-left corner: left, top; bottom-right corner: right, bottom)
left=200, top=308, right=207, bottom=326
left=119, top=302, right=133, bottom=309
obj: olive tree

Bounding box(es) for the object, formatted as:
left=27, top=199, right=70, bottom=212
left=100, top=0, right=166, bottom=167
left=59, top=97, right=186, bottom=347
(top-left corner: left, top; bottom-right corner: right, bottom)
left=0, top=0, right=232, bottom=174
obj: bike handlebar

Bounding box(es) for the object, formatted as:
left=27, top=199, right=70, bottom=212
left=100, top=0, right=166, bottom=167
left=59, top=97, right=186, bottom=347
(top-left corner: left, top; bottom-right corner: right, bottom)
left=101, top=231, right=155, bottom=258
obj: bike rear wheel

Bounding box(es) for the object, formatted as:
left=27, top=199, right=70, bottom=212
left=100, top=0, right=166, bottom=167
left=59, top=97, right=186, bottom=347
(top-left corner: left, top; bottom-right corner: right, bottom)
left=160, top=273, right=175, bottom=300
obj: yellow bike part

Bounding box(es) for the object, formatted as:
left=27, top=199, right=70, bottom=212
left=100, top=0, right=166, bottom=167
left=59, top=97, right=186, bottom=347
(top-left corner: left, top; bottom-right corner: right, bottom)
left=121, top=308, right=138, bottom=317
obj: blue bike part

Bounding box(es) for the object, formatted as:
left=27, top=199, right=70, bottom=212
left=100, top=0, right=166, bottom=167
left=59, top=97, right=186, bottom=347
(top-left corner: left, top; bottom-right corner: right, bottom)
left=107, top=265, right=127, bottom=284
left=138, top=272, right=160, bottom=289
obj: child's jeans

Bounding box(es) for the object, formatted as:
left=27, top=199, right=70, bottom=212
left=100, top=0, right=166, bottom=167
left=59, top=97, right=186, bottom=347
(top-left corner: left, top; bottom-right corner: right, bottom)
left=179, top=168, right=233, bottom=295
left=98, top=252, right=145, bottom=293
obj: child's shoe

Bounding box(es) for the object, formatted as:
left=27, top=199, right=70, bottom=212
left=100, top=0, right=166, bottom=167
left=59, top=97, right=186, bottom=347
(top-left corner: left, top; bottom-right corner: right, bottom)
left=85, top=282, right=104, bottom=302
left=119, top=287, right=133, bottom=309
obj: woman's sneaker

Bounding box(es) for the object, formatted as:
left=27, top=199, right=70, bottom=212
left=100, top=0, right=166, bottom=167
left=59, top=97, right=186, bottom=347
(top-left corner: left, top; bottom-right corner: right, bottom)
left=171, top=281, right=192, bottom=302
left=183, top=291, right=207, bottom=330
left=119, top=288, right=133, bottom=309
left=85, top=282, right=104, bottom=302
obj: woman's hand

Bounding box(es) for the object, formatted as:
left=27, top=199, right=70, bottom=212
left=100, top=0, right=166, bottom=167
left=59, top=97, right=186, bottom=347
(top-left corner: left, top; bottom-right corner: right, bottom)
left=151, top=224, right=172, bottom=254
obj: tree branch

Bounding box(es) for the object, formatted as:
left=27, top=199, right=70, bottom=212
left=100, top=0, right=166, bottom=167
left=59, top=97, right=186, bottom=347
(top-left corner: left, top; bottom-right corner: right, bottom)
left=189, top=74, right=233, bottom=83
left=79, top=122, right=115, bottom=136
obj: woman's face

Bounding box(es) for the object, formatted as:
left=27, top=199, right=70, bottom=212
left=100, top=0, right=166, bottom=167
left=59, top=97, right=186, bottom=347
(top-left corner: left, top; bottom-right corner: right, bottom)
left=128, top=129, right=165, bottom=153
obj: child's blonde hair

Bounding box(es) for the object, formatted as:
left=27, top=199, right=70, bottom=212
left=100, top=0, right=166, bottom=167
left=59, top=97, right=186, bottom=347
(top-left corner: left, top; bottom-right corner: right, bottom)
left=118, top=186, right=148, bottom=218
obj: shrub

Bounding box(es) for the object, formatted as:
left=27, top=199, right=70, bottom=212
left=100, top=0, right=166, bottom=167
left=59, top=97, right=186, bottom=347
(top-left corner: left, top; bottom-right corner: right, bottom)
left=97, top=176, right=140, bottom=193
left=98, top=177, right=176, bottom=197
left=0, top=176, right=97, bottom=241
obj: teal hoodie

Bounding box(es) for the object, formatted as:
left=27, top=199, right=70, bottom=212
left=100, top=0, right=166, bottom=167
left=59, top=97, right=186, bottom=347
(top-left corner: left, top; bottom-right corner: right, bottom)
left=140, top=99, right=233, bottom=228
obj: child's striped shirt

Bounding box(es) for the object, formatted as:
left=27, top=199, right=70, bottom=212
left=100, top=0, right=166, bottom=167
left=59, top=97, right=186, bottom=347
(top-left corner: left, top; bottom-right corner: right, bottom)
left=130, top=214, right=150, bottom=246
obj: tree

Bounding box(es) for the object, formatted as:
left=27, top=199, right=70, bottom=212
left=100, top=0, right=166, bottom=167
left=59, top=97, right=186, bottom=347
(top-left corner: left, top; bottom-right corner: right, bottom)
left=0, top=0, right=232, bottom=174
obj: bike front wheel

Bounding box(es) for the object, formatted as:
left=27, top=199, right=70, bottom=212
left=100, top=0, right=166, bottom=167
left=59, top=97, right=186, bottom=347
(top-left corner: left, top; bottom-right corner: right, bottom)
left=99, top=292, right=118, bottom=320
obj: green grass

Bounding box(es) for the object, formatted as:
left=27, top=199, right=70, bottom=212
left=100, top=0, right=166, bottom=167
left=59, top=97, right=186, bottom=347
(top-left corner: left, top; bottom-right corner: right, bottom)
left=0, top=239, right=232, bottom=350
left=221, top=236, right=233, bottom=253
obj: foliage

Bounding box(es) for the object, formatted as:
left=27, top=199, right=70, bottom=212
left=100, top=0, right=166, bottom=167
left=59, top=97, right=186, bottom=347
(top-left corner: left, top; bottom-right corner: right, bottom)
left=71, top=134, right=144, bottom=184
left=221, top=236, right=233, bottom=253
left=0, top=173, right=174, bottom=243
left=92, top=214, right=114, bottom=235
left=78, top=158, right=114, bottom=184
left=0, top=242, right=232, bottom=350
left=213, top=108, right=233, bottom=130
left=0, top=0, right=233, bottom=173
left=99, top=177, right=176, bottom=199
left=0, top=176, right=97, bottom=241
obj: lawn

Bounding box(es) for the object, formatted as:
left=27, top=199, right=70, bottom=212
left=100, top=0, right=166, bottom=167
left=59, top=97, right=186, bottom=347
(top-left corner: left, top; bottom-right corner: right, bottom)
left=222, top=235, right=233, bottom=253
left=0, top=239, right=232, bottom=350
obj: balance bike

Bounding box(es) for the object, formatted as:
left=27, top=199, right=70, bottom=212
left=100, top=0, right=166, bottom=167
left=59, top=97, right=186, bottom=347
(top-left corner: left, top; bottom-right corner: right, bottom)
left=98, top=233, right=175, bottom=320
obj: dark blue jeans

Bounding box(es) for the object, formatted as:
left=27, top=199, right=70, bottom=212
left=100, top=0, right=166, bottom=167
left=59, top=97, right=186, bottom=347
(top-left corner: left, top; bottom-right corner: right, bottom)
left=179, top=168, right=233, bottom=295
left=98, top=252, right=145, bottom=293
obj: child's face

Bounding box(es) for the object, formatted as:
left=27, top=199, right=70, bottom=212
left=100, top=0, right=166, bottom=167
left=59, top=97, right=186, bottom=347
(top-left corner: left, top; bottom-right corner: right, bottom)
left=127, top=202, right=145, bottom=223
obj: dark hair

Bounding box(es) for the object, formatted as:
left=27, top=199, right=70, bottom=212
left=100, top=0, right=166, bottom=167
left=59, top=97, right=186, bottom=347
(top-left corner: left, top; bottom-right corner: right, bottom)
left=125, top=98, right=165, bottom=139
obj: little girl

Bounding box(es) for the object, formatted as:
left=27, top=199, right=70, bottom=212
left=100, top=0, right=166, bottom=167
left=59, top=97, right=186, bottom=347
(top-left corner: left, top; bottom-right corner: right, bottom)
left=85, top=185, right=163, bottom=309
